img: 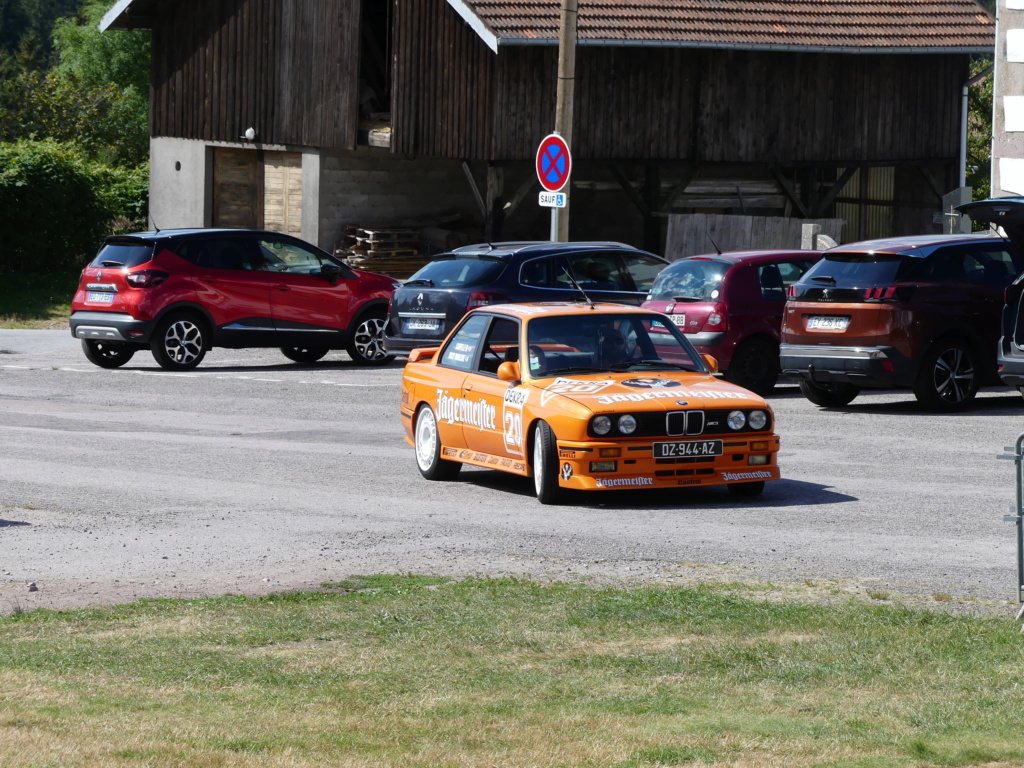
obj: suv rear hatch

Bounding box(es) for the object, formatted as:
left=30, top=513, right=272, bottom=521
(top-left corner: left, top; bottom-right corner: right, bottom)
left=388, top=256, right=508, bottom=343
left=782, top=251, right=919, bottom=348
left=75, top=237, right=160, bottom=308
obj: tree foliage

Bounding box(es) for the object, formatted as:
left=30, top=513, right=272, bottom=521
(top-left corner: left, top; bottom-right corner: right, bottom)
left=967, top=56, right=994, bottom=205
left=0, top=140, right=122, bottom=275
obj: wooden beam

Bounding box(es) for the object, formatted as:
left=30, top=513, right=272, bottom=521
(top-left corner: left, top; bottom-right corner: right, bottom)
left=812, top=166, right=858, bottom=217
left=609, top=163, right=651, bottom=218
left=770, top=166, right=810, bottom=218
left=461, top=160, right=487, bottom=219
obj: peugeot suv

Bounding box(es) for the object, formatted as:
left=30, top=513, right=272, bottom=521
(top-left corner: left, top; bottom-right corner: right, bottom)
left=70, top=229, right=399, bottom=370
left=382, top=241, right=668, bottom=355
left=779, top=234, right=1023, bottom=412
left=642, top=250, right=820, bottom=394
left=958, top=197, right=1024, bottom=399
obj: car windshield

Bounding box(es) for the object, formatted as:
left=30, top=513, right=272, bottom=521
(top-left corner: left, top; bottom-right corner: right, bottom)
left=524, top=313, right=704, bottom=378
left=405, top=257, right=505, bottom=288
left=647, top=258, right=729, bottom=301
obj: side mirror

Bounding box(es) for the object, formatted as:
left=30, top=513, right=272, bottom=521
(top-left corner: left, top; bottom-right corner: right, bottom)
left=408, top=347, right=439, bottom=363
left=701, top=354, right=719, bottom=374
left=321, top=263, right=342, bottom=284
left=497, top=361, right=521, bottom=382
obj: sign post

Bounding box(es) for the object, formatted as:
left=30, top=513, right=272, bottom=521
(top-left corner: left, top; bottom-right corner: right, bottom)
left=548, top=0, right=577, bottom=242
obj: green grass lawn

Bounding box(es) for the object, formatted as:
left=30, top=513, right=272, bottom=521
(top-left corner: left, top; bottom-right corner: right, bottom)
left=1, top=576, right=1023, bottom=767
left=0, top=271, right=79, bottom=329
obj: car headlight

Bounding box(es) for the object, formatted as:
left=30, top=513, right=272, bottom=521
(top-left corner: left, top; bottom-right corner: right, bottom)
left=618, top=414, right=637, bottom=435
left=593, top=415, right=612, bottom=435
left=727, top=410, right=746, bottom=430
left=748, top=410, right=768, bottom=430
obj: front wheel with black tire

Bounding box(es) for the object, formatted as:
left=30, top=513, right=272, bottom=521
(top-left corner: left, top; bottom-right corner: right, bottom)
left=281, top=346, right=329, bottom=364
left=150, top=313, right=209, bottom=371
left=532, top=420, right=564, bottom=505
left=414, top=405, right=461, bottom=480
left=797, top=380, right=860, bottom=407
left=912, top=339, right=980, bottom=413
left=724, top=339, right=780, bottom=395
left=347, top=311, right=395, bottom=366
left=727, top=480, right=765, bottom=498
left=81, top=339, right=136, bottom=368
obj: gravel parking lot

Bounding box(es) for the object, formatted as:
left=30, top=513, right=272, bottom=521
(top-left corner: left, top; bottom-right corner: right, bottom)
left=2, top=329, right=1023, bottom=616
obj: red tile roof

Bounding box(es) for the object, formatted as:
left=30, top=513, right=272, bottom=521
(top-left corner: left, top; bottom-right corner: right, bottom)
left=449, top=0, right=995, bottom=53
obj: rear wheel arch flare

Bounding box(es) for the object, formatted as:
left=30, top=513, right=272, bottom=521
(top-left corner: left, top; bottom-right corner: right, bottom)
left=153, top=302, right=215, bottom=333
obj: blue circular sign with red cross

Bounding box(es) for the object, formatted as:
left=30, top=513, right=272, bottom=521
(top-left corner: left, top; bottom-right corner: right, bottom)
left=536, top=133, right=572, bottom=192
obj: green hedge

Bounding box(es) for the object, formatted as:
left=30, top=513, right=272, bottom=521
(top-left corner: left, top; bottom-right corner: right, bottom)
left=0, top=139, right=148, bottom=276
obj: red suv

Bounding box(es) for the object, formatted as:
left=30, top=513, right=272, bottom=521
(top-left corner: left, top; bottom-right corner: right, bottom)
left=642, top=250, right=820, bottom=394
left=69, top=229, right=399, bottom=370
left=780, top=234, right=1023, bottom=411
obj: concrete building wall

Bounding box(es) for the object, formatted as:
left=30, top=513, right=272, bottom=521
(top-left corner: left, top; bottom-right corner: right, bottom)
left=318, top=147, right=483, bottom=252
left=149, top=137, right=210, bottom=230
left=993, top=0, right=1024, bottom=196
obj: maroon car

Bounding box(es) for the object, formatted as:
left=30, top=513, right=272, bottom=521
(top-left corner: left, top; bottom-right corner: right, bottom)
left=643, top=250, right=820, bottom=394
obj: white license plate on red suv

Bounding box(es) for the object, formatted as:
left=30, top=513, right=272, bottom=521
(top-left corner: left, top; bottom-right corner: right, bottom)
left=807, top=315, right=849, bottom=331
left=87, top=291, right=114, bottom=304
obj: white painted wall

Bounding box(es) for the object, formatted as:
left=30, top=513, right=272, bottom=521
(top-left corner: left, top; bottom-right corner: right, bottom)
left=148, top=137, right=209, bottom=230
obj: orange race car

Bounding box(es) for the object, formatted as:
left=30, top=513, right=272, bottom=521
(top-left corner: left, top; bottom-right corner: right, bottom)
left=400, top=302, right=780, bottom=504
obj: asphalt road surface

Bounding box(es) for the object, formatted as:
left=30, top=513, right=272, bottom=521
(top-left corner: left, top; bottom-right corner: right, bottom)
left=3, top=329, right=1024, bottom=615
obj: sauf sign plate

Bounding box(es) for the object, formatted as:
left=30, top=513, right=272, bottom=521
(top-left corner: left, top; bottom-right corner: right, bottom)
left=539, top=192, right=566, bottom=208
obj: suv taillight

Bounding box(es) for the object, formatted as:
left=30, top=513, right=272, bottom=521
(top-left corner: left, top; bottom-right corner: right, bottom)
left=125, top=270, right=169, bottom=288
left=703, top=303, right=728, bottom=332
left=863, top=285, right=915, bottom=302
left=467, top=291, right=508, bottom=310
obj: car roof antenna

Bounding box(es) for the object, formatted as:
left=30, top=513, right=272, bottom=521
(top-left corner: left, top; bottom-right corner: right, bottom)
left=560, top=258, right=595, bottom=309
left=705, top=225, right=722, bottom=256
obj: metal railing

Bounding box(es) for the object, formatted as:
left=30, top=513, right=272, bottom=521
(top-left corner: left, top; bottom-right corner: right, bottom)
left=999, top=433, right=1024, bottom=621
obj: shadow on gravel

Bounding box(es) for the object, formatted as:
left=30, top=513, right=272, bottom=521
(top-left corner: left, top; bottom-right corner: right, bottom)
left=458, top=470, right=854, bottom=510
left=0, top=519, right=30, bottom=528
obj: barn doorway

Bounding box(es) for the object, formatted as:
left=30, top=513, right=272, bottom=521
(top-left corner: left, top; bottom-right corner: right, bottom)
left=212, top=148, right=303, bottom=236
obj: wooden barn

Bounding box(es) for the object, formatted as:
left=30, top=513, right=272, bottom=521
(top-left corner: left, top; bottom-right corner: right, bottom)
left=101, top=0, right=995, bottom=266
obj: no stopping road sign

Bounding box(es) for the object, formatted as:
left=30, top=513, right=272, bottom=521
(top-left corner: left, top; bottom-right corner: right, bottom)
left=536, top=133, right=572, bottom=193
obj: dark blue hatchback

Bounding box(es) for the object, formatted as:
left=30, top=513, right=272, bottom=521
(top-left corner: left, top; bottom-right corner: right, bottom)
left=382, top=241, right=667, bottom=355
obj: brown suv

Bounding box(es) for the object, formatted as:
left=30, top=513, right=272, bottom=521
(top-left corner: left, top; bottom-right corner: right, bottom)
left=779, top=234, right=1023, bottom=412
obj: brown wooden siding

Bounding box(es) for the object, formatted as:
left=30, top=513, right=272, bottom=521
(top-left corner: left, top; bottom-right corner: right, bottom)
left=151, top=0, right=360, bottom=149
left=392, top=0, right=496, bottom=158
left=392, top=0, right=968, bottom=166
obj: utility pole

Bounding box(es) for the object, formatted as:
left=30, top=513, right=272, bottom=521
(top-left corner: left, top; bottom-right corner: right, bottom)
left=551, top=0, right=577, bottom=242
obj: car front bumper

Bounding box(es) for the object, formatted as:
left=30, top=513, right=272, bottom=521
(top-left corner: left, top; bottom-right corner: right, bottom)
left=779, top=343, right=913, bottom=388
left=552, top=435, right=780, bottom=490
left=70, top=311, right=153, bottom=344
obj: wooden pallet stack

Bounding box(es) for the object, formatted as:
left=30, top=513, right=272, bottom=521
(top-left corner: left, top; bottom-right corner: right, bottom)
left=338, top=225, right=431, bottom=279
